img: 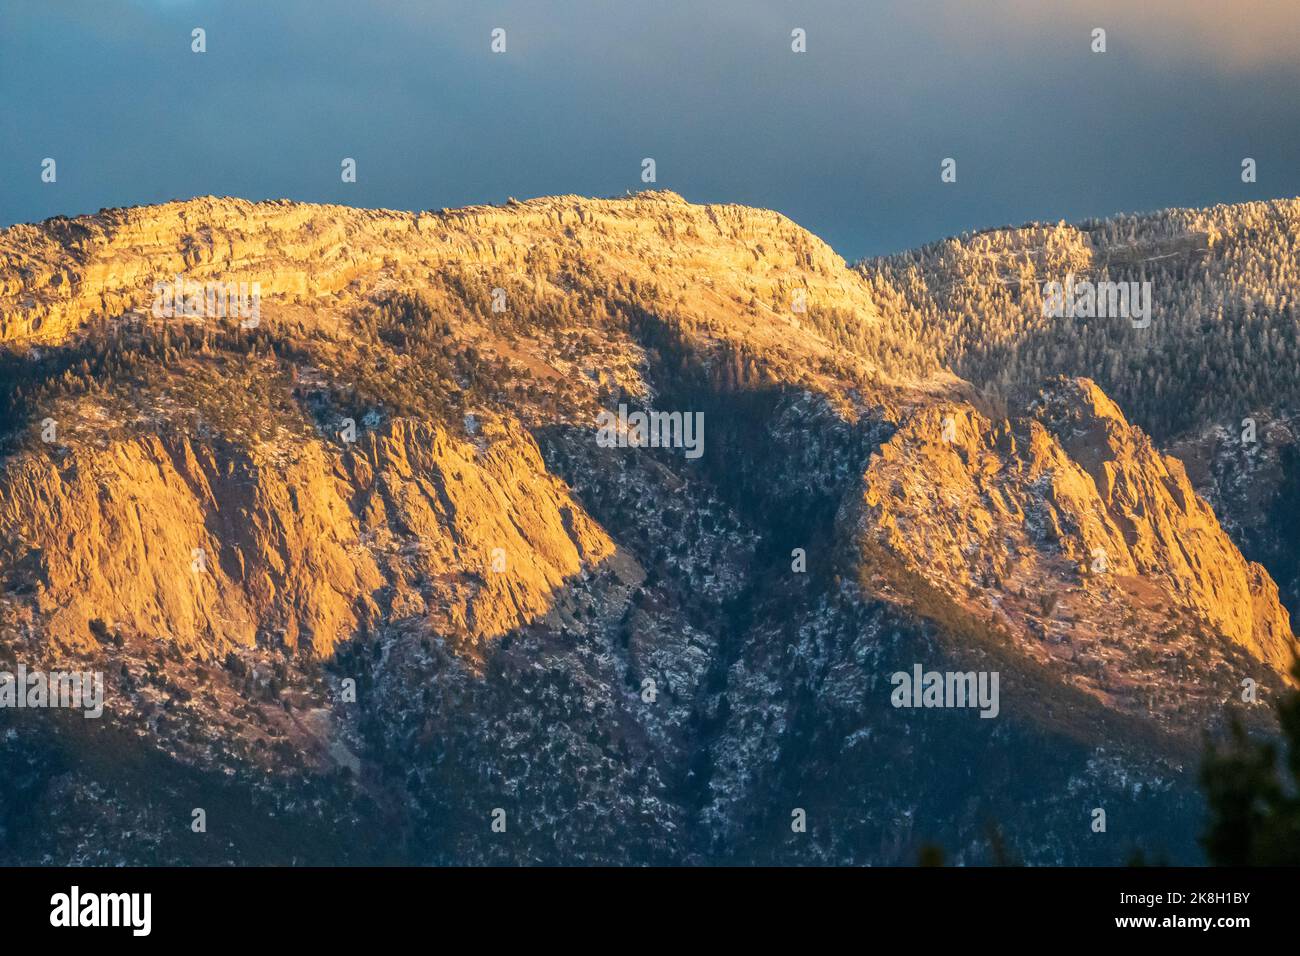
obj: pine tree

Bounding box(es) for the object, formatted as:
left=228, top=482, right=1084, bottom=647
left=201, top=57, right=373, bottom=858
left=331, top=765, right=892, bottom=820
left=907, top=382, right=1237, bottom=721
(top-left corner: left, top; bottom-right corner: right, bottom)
left=1200, top=658, right=1300, bottom=864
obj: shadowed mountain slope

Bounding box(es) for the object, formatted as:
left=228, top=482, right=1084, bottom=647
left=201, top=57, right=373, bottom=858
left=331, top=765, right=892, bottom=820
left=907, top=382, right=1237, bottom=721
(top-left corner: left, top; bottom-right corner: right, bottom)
left=0, top=193, right=1293, bottom=864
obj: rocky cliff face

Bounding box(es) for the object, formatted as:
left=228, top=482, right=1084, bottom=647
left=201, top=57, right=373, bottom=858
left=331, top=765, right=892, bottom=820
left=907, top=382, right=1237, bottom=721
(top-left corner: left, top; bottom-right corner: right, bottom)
left=1169, top=414, right=1300, bottom=624
left=0, top=192, right=856, bottom=350
left=0, top=193, right=1293, bottom=865
left=0, top=417, right=612, bottom=659
left=856, top=378, right=1294, bottom=720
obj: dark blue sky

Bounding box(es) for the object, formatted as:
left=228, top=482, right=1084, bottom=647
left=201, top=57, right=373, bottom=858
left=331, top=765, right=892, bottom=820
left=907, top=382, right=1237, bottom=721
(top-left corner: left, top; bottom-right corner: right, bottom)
left=2, top=0, right=1298, bottom=260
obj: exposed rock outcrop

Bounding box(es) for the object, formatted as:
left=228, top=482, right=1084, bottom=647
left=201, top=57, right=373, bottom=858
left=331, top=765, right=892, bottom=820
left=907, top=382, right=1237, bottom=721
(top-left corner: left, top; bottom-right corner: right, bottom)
left=1, top=193, right=1296, bottom=867
left=856, top=377, right=1296, bottom=702
left=0, top=417, right=611, bottom=658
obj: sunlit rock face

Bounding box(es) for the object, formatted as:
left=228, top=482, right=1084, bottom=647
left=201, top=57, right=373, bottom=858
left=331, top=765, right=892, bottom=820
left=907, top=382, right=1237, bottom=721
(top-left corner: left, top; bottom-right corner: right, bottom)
left=0, top=193, right=1293, bottom=865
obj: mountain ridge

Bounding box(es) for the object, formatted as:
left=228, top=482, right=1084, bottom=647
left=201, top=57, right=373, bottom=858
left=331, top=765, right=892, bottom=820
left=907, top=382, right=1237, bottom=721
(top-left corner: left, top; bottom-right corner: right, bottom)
left=1, top=191, right=1294, bottom=865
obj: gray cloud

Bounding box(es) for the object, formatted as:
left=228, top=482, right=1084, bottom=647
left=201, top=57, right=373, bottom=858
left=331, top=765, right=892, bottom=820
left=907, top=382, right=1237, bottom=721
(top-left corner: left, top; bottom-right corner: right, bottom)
left=920, top=0, right=1300, bottom=72
left=2, top=0, right=1297, bottom=260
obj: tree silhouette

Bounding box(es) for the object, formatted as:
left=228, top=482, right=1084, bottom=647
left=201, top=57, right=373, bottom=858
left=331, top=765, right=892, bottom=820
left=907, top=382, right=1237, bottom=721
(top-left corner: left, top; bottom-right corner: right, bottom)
left=1200, top=658, right=1300, bottom=865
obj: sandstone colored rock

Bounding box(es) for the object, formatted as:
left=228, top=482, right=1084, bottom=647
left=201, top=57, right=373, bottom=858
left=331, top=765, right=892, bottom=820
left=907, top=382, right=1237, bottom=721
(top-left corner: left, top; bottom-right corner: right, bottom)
left=857, top=377, right=1296, bottom=689
left=0, top=418, right=611, bottom=658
